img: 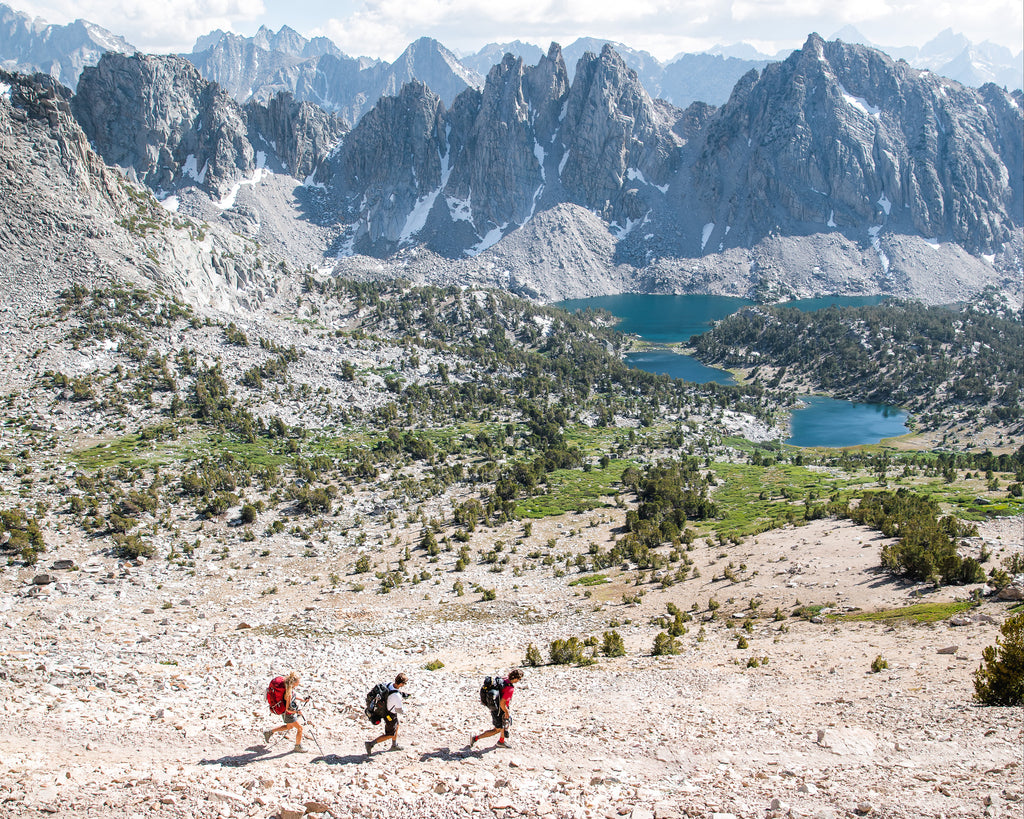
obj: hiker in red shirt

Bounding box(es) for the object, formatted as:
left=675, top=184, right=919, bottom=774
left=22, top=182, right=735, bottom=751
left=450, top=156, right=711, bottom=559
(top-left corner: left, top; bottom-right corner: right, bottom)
left=263, top=672, right=309, bottom=752
left=470, top=669, right=522, bottom=749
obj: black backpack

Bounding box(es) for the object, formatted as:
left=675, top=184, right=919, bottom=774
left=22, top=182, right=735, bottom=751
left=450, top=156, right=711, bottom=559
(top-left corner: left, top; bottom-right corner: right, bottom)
left=479, top=675, right=506, bottom=711
left=364, top=683, right=391, bottom=724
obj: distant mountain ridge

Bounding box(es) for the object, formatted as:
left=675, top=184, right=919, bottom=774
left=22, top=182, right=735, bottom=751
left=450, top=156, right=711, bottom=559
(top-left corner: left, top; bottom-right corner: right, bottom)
left=0, top=2, right=134, bottom=88
left=1, top=2, right=1018, bottom=117
left=185, top=29, right=482, bottom=125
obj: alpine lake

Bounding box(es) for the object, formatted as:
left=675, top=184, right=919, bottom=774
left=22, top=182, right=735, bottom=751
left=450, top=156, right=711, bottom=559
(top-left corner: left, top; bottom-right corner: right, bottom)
left=556, top=294, right=909, bottom=448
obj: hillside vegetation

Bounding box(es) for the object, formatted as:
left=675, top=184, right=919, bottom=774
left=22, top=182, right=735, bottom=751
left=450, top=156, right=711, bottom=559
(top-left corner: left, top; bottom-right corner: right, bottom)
left=691, top=295, right=1024, bottom=440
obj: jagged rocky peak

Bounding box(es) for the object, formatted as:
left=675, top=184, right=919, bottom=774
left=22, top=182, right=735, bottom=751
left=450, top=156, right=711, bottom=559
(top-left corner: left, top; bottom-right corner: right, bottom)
left=73, top=52, right=347, bottom=199
left=443, top=52, right=546, bottom=234
left=523, top=42, right=571, bottom=143
left=693, top=32, right=1023, bottom=254
left=328, top=80, right=446, bottom=248
left=244, top=92, right=347, bottom=180
left=560, top=43, right=679, bottom=221
left=380, top=37, right=483, bottom=105
left=73, top=52, right=251, bottom=197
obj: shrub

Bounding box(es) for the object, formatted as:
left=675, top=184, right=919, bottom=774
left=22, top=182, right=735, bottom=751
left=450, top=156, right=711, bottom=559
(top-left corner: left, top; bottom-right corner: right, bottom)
left=524, top=642, right=544, bottom=667
left=871, top=655, right=889, bottom=673
left=652, top=632, right=680, bottom=656
left=973, top=613, right=1024, bottom=706
left=424, top=659, right=444, bottom=671
left=550, top=637, right=585, bottom=665
left=481, top=588, right=496, bottom=601
left=114, top=533, right=154, bottom=560
left=736, top=636, right=749, bottom=649
left=601, top=630, right=626, bottom=657
left=240, top=504, right=257, bottom=525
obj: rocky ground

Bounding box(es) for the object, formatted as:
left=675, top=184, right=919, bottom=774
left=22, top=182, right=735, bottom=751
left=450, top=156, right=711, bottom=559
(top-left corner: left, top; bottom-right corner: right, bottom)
left=2, top=502, right=1021, bottom=819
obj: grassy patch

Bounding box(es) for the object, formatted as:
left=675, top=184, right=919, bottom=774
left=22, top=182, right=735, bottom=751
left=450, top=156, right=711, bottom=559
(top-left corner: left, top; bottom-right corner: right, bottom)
left=517, top=459, right=629, bottom=518
left=835, top=601, right=973, bottom=624
left=72, top=434, right=175, bottom=471
left=710, top=462, right=866, bottom=539
left=568, top=573, right=609, bottom=587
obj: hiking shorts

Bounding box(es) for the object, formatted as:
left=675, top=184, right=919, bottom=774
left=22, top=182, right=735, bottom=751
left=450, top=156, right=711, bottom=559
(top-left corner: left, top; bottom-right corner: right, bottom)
left=490, top=709, right=510, bottom=734
left=282, top=712, right=298, bottom=724
left=383, top=714, right=398, bottom=736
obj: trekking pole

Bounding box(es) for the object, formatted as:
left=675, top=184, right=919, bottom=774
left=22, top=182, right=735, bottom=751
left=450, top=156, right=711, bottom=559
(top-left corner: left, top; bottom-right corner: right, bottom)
left=299, top=699, right=326, bottom=757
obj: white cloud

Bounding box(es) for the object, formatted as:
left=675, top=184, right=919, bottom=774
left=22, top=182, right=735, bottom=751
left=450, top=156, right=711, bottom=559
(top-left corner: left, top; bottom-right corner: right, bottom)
left=16, top=0, right=267, bottom=52
left=10, top=0, right=1024, bottom=59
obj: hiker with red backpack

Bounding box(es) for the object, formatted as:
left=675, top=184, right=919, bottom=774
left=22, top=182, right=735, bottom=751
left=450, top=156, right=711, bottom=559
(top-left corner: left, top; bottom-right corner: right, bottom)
left=470, top=668, right=522, bottom=749
left=263, top=672, right=309, bottom=753
left=364, top=673, right=408, bottom=756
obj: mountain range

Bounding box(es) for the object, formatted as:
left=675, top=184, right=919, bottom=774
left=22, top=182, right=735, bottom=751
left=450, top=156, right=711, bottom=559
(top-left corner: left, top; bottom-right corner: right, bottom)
left=0, top=2, right=1022, bottom=308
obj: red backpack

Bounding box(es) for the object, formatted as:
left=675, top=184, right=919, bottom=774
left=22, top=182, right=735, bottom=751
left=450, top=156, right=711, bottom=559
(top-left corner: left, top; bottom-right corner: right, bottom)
left=266, top=676, right=287, bottom=714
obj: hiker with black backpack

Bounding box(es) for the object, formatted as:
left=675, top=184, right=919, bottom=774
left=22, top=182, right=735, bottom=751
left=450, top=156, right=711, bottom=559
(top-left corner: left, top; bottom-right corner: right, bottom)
left=364, top=673, right=408, bottom=756
left=470, top=668, right=522, bottom=749
left=263, top=672, right=310, bottom=753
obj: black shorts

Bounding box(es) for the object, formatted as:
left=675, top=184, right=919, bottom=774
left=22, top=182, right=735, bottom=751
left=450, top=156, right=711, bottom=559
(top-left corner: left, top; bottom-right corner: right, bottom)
left=490, top=709, right=510, bottom=734
left=283, top=713, right=298, bottom=724
left=383, top=714, right=398, bottom=736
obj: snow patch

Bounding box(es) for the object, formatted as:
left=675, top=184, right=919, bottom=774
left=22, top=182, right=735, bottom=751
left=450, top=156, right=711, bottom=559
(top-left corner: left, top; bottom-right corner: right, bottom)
left=924, top=237, right=941, bottom=249
left=534, top=141, right=546, bottom=182
left=0, top=82, right=10, bottom=100
left=867, top=225, right=889, bottom=273
left=215, top=152, right=272, bottom=211
left=558, top=150, right=570, bottom=179
left=399, top=188, right=441, bottom=241
left=838, top=84, right=881, bottom=119
left=159, top=196, right=180, bottom=213
left=877, top=192, right=891, bottom=216
left=626, top=167, right=669, bottom=194
left=827, top=210, right=836, bottom=228
left=982, top=253, right=996, bottom=265
left=465, top=225, right=506, bottom=256
left=701, top=222, right=715, bottom=252
left=182, top=154, right=208, bottom=185
left=446, top=195, right=473, bottom=223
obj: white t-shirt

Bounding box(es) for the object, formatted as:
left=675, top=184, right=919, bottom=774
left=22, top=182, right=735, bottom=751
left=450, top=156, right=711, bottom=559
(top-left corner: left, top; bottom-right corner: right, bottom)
left=386, top=688, right=404, bottom=715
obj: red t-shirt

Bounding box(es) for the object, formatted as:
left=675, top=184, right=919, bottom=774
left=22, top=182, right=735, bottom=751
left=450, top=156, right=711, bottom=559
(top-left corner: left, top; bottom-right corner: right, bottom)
left=500, top=682, right=514, bottom=707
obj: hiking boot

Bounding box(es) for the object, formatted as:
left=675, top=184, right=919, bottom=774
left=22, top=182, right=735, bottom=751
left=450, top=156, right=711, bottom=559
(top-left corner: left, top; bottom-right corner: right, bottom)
left=262, top=729, right=271, bottom=744
left=364, top=740, right=374, bottom=757
left=469, top=734, right=478, bottom=748
left=293, top=744, right=308, bottom=753
left=390, top=744, right=403, bottom=751
left=497, top=739, right=511, bottom=748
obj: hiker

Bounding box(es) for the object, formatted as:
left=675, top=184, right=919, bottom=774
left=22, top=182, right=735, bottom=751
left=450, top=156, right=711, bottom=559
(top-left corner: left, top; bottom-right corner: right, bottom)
left=364, top=673, right=408, bottom=756
left=470, top=668, right=522, bottom=748
left=263, top=671, right=309, bottom=753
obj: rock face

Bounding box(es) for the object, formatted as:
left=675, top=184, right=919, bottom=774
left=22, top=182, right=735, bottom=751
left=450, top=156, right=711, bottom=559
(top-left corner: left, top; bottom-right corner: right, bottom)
left=73, top=53, right=347, bottom=200
left=691, top=34, right=1023, bottom=256
left=0, top=2, right=134, bottom=89
left=316, top=34, right=1022, bottom=273
left=0, top=68, right=281, bottom=315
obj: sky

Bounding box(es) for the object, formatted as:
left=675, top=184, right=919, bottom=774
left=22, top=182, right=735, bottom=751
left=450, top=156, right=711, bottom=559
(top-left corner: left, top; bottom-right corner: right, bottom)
left=11, top=0, right=1024, bottom=61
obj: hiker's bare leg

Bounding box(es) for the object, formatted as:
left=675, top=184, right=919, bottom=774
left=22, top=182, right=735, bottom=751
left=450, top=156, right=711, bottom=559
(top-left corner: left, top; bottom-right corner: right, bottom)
left=475, top=727, right=502, bottom=742
left=294, top=723, right=303, bottom=744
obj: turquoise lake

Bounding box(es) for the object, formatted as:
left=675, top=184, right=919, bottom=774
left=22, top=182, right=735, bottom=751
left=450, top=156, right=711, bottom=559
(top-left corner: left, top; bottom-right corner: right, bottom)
left=558, top=293, right=907, bottom=447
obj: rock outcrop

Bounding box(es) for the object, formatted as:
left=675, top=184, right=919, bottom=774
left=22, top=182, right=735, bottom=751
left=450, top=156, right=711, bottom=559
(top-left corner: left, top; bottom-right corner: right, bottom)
left=73, top=53, right=347, bottom=201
